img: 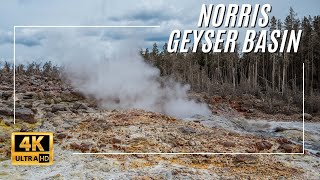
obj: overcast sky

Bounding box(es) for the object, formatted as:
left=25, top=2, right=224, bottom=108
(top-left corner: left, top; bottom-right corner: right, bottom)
left=0, top=0, right=319, bottom=63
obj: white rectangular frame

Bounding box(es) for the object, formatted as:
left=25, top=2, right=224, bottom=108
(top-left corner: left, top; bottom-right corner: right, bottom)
left=13, top=26, right=305, bottom=155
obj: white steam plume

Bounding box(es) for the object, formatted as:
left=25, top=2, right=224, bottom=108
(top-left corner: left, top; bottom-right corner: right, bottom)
left=44, top=31, right=211, bottom=118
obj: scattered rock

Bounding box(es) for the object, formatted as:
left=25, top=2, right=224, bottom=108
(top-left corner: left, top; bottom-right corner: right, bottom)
left=240, top=106, right=248, bottom=112
left=255, top=141, right=273, bottom=151
left=0, top=135, right=6, bottom=143
left=0, top=106, right=13, bottom=116
left=70, top=142, right=81, bottom=150
left=129, top=133, right=145, bottom=139
left=91, top=147, right=98, bottom=153
left=246, top=148, right=257, bottom=153
left=178, top=127, right=197, bottom=134
left=52, top=120, right=62, bottom=127
left=79, top=142, right=91, bottom=152
left=304, top=113, right=313, bottom=120
left=43, top=107, right=53, bottom=112
left=276, top=137, right=290, bottom=145
left=31, top=108, right=37, bottom=114
left=45, top=99, right=54, bottom=105
left=274, top=127, right=287, bottom=132
left=24, top=103, right=33, bottom=108
left=234, top=154, right=258, bottom=164
left=73, top=102, right=88, bottom=110
left=0, top=69, right=318, bottom=179
left=279, top=144, right=294, bottom=153
left=37, top=92, right=44, bottom=99
left=278, top=129, right=303, bottom=142
left=45, top=112, right=55, bottom=118
left=54, top=97, right=62, bottom=104
left=111, top=137, right=122, bottom=144
left=1, top=91, right=12, bottom=100
left=56, top=133, right=67, bottom=139
left=61, top=119, right=78, bottom=129
left=51, top=104, right=67, bottom=113
left=61, top=92, right=81, bottom=102
left=221, top=141, right=236, bottom=147
left=188, top=140, right=196, bottom=146
left=23, top=92, right=36, bottom=99
left=15, top=108, right=36, bottom=124
left=278, top=144, right=302, bottom=153
left=134, top=154, right=146, bottom=158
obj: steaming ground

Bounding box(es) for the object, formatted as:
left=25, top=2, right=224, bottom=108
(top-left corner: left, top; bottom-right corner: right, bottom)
left=18, top=30, right=211, bottom=118
left=62, top=41, right=211, bottom=118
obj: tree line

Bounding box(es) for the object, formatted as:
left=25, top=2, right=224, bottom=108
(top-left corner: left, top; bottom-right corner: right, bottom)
left=142, top=8, right=320, bottom=114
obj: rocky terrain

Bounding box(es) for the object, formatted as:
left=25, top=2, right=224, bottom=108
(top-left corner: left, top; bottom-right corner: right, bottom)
left=0, top=71, right=319, bottom=179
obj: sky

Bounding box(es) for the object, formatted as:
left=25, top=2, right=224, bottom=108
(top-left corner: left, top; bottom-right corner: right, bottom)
left=0, top=0, right=319, bottom=63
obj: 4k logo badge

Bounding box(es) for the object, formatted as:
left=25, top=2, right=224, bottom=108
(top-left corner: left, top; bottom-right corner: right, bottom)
left=11, top=132, right=53, bottom=165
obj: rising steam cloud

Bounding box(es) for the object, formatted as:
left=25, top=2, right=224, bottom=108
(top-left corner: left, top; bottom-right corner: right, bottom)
left=45, top=31, right=211, bottom=118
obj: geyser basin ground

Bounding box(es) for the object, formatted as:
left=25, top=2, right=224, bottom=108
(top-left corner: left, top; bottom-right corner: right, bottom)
left=0, top=71, right=319, bottom=179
